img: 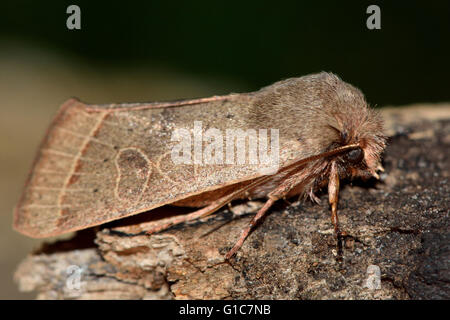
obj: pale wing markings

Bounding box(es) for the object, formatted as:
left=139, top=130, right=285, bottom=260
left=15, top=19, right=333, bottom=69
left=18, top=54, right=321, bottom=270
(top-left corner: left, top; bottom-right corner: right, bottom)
left=22, top=204, right=74, bottom=209
left=28, top=186, right=89, bottom=192
left=85, top=95, right=233, bottom=112
left=113, top=147, right=124, bottom=202
left=134, top=148, right=153, bottom=203
left=73, top=105, right=138, bottom=131
left=114, top=147, right=153, bottom=203
left=100, top=119, right=122, bottom=127
left=75, top=108, right=122, bottom=127
left=57, top=111, right=109, bottom=213
left=54, top=126, right=117, bottom=149
left=34, top=170, right=109, bottom=177
left=76, top=108, right=130, bottom=130
left=41, top=148, right=105, bottom=163
left=194, top=163, right=199, bottom=177
left=154, top=150, right=177, bottom=184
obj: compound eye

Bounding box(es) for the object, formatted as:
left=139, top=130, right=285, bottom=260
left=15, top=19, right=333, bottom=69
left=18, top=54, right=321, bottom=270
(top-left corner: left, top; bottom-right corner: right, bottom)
left=346, top=148, right=364, bottom=163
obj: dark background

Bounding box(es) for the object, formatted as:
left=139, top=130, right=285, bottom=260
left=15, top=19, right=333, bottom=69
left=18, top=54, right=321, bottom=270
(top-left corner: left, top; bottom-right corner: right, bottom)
left=0, top=0, right=448, bottom=299
left=1, top=0, right=449, bottom=105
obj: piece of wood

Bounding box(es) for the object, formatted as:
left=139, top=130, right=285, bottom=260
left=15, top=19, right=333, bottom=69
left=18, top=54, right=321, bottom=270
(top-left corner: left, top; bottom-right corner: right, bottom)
left=14, top=104, right=450, bottom=299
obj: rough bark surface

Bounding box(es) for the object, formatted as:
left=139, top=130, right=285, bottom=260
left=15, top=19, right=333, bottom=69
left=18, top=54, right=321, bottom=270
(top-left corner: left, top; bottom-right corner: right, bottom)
left=14, top=104, right=450, bottom=300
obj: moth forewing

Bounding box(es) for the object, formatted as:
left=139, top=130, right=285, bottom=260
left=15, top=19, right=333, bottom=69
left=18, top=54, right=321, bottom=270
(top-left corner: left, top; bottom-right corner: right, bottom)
left=13, top=94, right=298, bottom=238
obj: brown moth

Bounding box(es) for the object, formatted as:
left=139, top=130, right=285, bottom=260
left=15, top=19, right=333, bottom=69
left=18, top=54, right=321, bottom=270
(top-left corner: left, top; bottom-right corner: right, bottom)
left=13, top=72, right=386, bottom=259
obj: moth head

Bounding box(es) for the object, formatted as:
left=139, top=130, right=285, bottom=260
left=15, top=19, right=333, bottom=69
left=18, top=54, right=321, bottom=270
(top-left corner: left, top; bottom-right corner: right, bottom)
left=337, top=130, right=386, bottom=181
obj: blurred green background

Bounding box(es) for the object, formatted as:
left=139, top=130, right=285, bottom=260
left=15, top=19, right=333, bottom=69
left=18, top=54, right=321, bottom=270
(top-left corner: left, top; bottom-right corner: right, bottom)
left=0, top=1, right=448, bottom=299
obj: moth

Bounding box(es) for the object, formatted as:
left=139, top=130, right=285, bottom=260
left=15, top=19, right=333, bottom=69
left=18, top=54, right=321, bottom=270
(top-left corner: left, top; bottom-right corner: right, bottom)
left=14, top=72, right=386, bottom=259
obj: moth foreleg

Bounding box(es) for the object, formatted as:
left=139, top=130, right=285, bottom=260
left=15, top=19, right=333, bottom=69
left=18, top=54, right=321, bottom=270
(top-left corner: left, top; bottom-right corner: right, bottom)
left=328, top=161, right=346, bottom=237
left=328, top=161, right=348, bottom=258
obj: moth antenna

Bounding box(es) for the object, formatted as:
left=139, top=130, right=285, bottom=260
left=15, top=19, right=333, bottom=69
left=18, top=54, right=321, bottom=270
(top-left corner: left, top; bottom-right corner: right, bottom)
left=281, top=143, right=361, bottom=173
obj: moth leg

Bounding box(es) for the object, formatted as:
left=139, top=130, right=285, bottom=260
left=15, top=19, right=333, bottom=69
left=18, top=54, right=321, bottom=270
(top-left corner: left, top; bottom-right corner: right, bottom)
left=328, top=161, right=341, bottom=234
left=144, top=198, right=232, bottom=234
left=145, top=175, right=273, bottom=235
left=225, top=198, right=276, bottom=260
left=226, top=170, right=311, bottom=259
left=328, top=161, right=347, bottom=255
